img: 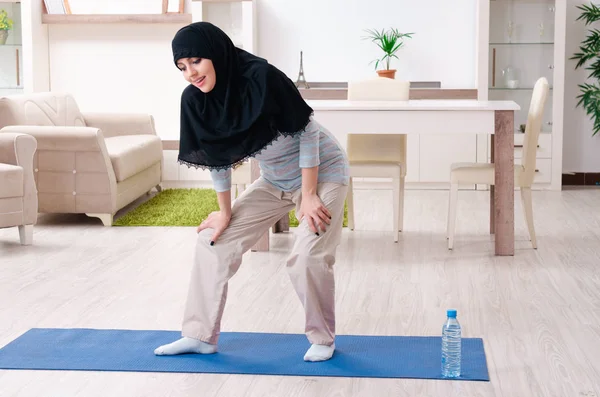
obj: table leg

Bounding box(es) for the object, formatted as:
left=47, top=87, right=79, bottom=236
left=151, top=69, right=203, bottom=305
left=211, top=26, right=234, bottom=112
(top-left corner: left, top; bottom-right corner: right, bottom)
left=490, top=135, right=495, bottom=235
left=250, top=159, right=270, bottom=252
left=272, top=215, right=289, bottom=233
left=494, top=110, right=515, bottom=256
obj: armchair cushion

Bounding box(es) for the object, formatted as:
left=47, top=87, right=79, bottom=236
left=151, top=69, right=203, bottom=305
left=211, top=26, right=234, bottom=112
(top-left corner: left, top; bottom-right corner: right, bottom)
left=104, top=135, right=163, bottom=182
left=0, top=163, right=24, bottom=199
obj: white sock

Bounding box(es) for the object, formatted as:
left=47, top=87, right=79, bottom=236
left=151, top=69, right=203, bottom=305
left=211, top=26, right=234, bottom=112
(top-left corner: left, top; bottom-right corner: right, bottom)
left=303, top=343, right=335, bottom=362
left=154, top=337, right=217, bottom=355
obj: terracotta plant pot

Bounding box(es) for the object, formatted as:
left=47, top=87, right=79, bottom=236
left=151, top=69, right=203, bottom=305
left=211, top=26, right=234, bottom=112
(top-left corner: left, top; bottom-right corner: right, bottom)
left=0, top=30, right=8, bottom=45
left=376, top=69, right=396, bottom=79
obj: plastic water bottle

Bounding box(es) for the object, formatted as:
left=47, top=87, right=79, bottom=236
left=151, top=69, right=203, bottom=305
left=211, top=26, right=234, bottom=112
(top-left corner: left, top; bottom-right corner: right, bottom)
left=441, top=309, right=461, bottom=378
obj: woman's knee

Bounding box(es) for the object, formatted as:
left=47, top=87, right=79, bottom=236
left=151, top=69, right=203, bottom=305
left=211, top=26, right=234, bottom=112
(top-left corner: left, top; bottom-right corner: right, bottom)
left=195, top=228, right=244, bottom=275
left=288, top=249, right=336, bottom=272
left=196, top=228, right=214, bottom=245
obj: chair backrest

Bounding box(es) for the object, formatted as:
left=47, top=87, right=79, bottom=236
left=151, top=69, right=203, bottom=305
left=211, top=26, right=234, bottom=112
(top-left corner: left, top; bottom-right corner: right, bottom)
left=521, top=77, right=550, bottom=185
left=346, top=78, right=409, bottom=163
left=347, top=77, right=410, bottom=101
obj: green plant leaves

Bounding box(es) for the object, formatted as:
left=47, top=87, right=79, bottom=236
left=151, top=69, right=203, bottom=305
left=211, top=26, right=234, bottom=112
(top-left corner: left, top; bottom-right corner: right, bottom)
left=575, top=83, right=600, bottom=136
left=572, top=3, right=600, bottom=136
left=363, top=28, right=414, bottom=70
left=0, top=9, right=14, bottom=30
left=576, top=3, right=600, bottom=25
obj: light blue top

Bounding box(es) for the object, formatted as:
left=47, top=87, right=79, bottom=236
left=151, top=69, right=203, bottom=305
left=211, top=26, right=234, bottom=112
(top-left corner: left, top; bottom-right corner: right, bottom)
left=210, top=117, right=350, bottom=193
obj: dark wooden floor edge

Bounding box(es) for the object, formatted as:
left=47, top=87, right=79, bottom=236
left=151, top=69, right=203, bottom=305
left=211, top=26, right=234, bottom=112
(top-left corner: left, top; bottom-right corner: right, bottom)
left=298, top=88, right=478, bottom=100
left=563, top=172, right=600, bottom=186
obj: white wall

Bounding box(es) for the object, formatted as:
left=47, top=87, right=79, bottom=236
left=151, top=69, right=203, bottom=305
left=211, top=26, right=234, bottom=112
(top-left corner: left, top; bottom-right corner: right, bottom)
left=257, top=0, right=477, bottom=87
left=46, top=0, right=479, bottom=142
left=20, top=0, right=50, bottom=94
left=44, top=0, right=188, bottom=140
left=48, top=24, right=188, bottom=140
left=563, top=0, right=600, bottom=173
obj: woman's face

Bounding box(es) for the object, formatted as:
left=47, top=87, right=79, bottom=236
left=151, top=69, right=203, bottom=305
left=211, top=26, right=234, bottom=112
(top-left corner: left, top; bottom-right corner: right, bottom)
left=177, top=57, right=216, bottom=93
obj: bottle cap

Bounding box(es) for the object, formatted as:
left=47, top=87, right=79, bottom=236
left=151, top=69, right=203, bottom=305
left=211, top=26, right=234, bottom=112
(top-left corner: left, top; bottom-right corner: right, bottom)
left=447, top=309, right=457, bottom=318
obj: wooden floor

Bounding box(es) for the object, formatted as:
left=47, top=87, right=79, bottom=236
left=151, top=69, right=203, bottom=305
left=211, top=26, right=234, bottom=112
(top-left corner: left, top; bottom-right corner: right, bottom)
left=1, top=187, right=600, bottom=397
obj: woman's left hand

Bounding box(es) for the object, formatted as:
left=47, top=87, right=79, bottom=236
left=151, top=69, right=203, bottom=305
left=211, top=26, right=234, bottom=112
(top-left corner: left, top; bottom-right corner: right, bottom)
left=298, top=193, right=332, bottom=235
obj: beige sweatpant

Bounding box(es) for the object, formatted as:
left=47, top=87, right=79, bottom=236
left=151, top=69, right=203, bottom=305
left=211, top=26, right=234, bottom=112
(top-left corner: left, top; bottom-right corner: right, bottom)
left=181, top=177, right=348, bottom=346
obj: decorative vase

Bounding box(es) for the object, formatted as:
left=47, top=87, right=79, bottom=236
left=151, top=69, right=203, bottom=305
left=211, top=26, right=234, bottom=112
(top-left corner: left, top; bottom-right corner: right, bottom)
left=376, top=69, right=396, bottom=79
left=502, top=66, right=520, bottom=89
left=0, top=30, right=8, bottom=45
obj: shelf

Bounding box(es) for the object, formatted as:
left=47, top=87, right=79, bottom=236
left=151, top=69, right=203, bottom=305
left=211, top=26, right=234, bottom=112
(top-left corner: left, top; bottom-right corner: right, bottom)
left=490, top=0, right=554, bottom=4
left=41, top=13, right=192, bottom=24
left=0, top=44, right=22, bottom=47
left=490, top=42, right=554, bottom=45
left=0, top=86, right=23, bottom=89
left=490, top=87, right=553, bottom=91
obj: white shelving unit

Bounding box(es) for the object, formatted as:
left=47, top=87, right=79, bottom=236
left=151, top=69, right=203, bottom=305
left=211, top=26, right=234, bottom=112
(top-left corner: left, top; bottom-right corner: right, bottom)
left=191, top=0, right=256, bottom=54
left=476, top=0, right=566, bottom=191
left=0, top=0, right=23, bottom=96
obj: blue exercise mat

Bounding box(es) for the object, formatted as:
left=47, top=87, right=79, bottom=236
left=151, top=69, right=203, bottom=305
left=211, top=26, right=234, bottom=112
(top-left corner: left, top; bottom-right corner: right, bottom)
left=0, top=328, right=489, bottom=381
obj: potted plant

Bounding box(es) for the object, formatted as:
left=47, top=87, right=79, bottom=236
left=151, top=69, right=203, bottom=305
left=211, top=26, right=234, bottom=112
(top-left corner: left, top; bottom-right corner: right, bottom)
left=0, top=9, right=13, bottom=46
left=571, top=3, right=600, bottom=136
left=363, top=28, right=414, bottom=79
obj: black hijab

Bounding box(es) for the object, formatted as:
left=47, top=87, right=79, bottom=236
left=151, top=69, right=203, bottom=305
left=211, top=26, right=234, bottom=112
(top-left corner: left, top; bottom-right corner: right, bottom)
left=172, top=22, right=314, bottom=171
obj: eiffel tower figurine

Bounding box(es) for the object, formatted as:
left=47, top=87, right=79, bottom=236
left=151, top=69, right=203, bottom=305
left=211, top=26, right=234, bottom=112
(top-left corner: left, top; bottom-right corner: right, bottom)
left=295, top=51, right=310, bottom=89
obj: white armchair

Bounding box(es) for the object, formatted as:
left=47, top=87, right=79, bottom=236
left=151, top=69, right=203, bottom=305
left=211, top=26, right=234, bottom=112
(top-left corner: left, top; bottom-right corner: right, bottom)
left=0, top=132, right=38, bottom=245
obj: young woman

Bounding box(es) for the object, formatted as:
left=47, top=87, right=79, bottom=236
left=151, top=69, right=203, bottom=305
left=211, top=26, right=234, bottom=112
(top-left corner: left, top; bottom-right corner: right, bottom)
left=154, top=22, right=349, bottom=362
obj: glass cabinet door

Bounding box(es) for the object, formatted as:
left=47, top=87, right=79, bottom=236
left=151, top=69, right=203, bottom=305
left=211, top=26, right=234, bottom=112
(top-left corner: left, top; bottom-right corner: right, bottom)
left=0, top=1, right=23, bottom=96
left=488, top=0, right=555, bottom=133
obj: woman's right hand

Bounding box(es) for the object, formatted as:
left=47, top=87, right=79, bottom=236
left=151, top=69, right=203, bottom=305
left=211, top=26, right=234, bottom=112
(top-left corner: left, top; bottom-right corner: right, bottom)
left=197, top=211, right=231, bottom=245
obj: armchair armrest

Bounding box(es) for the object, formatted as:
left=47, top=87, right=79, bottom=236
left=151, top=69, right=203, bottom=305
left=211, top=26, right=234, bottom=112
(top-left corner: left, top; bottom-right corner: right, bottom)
left=0, top=132, right=38, bottom=226
left=82, top=112, right=157, bottom=138
left=0, top=125, right=117, bottom=213
left=0, top=125, right=107, bottom=152
left=0, top=132, right=37, bottom=169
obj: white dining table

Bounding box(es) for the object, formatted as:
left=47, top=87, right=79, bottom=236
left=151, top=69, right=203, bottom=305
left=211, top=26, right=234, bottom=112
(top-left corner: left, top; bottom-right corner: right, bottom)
left=251, top=99, right=521, bottom=256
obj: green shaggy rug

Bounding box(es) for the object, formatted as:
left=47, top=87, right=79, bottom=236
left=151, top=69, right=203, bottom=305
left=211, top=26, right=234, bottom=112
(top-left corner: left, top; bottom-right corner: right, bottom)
left=114, top=188, right=348, bottom=227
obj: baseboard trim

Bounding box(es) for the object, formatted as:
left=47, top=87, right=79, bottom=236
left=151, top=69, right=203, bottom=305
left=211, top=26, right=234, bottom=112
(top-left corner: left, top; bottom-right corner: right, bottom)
left=161, top=180, right=459, bottom=190
left=159, top=180, right=552, bottom=191
left=562, top=172, right=600, bottom=186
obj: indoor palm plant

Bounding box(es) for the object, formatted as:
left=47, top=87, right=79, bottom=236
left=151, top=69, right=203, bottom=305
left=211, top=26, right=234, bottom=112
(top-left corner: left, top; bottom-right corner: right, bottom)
left=0, top=9, right=13, bottom=45
left=571, top=3, right=600, bottom=136
left=363, top=28, right=414, bottom=79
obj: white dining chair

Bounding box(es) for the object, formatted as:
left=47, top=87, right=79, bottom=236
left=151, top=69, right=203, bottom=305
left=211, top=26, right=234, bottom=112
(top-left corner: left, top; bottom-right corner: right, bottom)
left=446, top=77, right=549, bottom=250
left=231, top=161, right=251, bottom=201
left=346, top=77, right=410, bottom=242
